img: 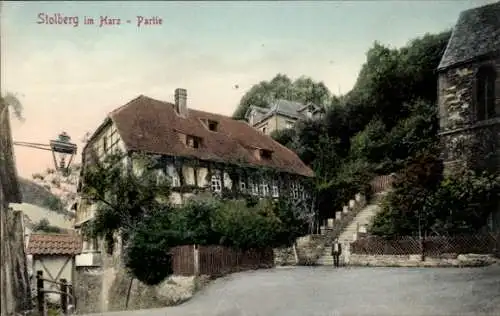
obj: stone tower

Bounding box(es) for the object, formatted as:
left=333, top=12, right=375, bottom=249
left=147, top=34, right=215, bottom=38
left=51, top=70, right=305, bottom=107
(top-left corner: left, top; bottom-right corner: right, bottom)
left=437, top=2, right=500, bottom=231
left=437, top=1, right=500, bottom=175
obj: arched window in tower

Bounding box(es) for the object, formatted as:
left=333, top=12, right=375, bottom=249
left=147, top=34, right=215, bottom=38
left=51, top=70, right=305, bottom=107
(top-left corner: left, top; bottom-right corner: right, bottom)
left=476, top=65, right=496, bottom=121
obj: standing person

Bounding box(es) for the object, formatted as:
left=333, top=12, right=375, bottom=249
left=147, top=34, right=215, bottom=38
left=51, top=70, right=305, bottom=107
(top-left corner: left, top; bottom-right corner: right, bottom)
left=331, top=239, right=342, bottom=267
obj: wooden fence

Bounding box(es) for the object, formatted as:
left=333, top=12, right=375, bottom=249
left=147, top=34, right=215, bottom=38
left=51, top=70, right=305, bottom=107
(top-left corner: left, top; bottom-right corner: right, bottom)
left=171, top=245, right=274, bottom=276
left=351, top=233, right=499, bottom=257
left=35, top=270, right=75, bottom=315
left=370, top=174, right=395, bottom=194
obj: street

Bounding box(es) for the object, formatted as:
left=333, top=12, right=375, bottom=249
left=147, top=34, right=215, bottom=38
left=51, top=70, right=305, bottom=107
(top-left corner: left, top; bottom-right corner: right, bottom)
left=82, top=265, right=500, bottom=316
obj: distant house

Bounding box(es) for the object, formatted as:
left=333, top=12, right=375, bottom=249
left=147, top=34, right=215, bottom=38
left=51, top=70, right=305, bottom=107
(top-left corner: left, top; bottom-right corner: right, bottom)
left=245, top=99, right=325, bottom=135
left=74, top=88, right=314, bottom=262
left=437, top=1, right=499, bottom=231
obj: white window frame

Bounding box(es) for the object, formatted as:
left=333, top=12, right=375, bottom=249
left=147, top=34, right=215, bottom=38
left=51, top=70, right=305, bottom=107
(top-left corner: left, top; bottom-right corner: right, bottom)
left=285, top=121, right=294, bottom=129
left=271, top=181, right=279, bottom=198
left=211, top=172, right=222, bottom=193
left=291, top=181, right=300, bottom=199
left=167, top=165, right=181, bottom=187
left=260, top=180, right=270, bottom=197
left=249, top=179, right=258, bottom=196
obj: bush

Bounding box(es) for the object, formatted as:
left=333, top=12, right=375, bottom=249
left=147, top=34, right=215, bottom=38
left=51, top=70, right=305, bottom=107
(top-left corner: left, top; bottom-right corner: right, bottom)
left=125, top=196, right=309, bottom=284
left=33, top=218, right=62, bottom=234
left=370, top=160, right=499, bottom=237
left=125, top=206, right=175, bottom=285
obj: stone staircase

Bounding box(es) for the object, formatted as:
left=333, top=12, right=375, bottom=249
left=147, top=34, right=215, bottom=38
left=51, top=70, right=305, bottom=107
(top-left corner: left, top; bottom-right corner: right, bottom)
left=316, top=192, right=388, bottom=266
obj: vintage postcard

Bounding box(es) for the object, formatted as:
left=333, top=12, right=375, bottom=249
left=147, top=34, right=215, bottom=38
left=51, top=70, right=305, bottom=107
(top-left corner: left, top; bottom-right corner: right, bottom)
left=1, top=1, right=499, bottom=315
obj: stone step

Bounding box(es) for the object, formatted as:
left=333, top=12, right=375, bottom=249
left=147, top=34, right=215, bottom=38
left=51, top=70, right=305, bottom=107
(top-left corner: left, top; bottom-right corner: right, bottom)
left=317, top=256, right=334, bottom=265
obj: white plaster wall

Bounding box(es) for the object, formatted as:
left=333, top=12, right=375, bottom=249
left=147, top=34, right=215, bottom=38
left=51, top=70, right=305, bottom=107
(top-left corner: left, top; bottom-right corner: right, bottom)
left=33, top=256, right=74, bottom=302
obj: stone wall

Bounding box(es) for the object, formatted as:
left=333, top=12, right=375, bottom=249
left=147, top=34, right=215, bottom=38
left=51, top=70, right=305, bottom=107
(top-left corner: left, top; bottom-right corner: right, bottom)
left=295, top=235, right=326, bottom=265
left=273, top=246, right=297, bottom=266
left=438, top=57, right=500, bottom=174
left=75, top=267, right=103, bottom=314
left=349, top=253, right=499, bottom=267
left=75, top=238, right=209, bottom=313
left=106, top=270, right=206, bottom=312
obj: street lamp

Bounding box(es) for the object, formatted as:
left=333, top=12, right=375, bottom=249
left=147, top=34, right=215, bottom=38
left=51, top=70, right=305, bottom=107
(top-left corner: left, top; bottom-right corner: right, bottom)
left=13, top=131, right=78, bottom=176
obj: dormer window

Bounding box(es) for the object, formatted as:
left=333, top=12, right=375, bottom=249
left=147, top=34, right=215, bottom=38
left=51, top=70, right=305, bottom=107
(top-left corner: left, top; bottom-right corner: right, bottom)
left=476, top=65, right=496, bottom=121
left=208, top=120, right=219, bottom=131
left=260, top=149, right=272, bottom=159
left=186, top=135, right=201, bottom=148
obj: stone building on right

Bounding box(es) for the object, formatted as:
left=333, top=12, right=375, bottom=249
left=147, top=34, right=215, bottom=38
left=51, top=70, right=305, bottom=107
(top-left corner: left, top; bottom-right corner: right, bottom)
left=437, top=1, right=500, bottom=231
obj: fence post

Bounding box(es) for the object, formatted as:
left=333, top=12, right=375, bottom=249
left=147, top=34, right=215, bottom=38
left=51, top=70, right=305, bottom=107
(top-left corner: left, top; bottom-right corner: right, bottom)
left=68, top=283, right=75, bottom=311
left=36, top=270, right=45, bottom=316
left=60, top=278, right=68, bottom=314
left=420, top=236, right=425, bottom=262
left=193, top=245, right=200, bottom=276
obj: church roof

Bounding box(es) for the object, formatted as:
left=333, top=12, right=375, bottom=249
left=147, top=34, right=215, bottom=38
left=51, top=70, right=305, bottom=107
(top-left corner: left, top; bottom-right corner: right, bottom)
left=438, top=1, right=500, bottom=71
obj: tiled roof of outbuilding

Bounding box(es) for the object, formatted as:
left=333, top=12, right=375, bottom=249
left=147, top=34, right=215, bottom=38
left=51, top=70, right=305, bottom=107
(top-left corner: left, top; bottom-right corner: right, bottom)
left=27, top=234, right=82, bottom=256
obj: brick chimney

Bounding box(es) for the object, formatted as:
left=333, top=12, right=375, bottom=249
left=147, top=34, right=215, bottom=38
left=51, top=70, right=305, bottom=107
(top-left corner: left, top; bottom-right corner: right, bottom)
left=174, top=88, right=188, bottom=117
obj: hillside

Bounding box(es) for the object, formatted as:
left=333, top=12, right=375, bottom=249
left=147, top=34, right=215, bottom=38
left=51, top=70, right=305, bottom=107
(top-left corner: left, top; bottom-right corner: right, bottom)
left=13, top=165, right=81, bottom=231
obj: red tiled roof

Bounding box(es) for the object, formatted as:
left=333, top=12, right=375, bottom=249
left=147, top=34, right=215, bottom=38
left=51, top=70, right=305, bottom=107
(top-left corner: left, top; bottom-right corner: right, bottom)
left=27, top=234, right=82, bottom=256
left=107, top=95, right=314, bottom=177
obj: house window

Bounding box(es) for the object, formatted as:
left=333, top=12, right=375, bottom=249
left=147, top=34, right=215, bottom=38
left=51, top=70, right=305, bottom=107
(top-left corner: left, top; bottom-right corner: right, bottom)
left=260, top=149, right=272, bottom=160
left=208, top=120, right=219, bottom=131
left=262, top=127, right=267, bottom=134
left=285, top=121, right=294, bottom=129
left=291, top=181, right=300, bottom=199
left=260, top=180, right=270, bottom=197
left=271, top=181, right=279, bottom=198
left=167, top=165, right=181, bottom=187
left=211, top=172, right=222, bottom=193
left=239, top=179, right=247, bottom=192
left=476, top=65, right=496, bottom=121
left=186, top=135, right=201, bottom=148
left=248, top=179, right=258, bottom=195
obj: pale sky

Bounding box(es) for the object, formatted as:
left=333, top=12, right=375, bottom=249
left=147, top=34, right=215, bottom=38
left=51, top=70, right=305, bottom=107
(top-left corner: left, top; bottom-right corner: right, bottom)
left=1, top=0, right=494, bottom=178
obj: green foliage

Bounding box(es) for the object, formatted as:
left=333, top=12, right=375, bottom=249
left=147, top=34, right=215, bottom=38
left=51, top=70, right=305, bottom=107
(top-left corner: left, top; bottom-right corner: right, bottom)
left=33, top=218, right=62, bottom=234
left=370, top=150, right=443, bottom=237
left=168, top=198, right=223, bottom=245
left=429, top=171, right=500, bottom=235
left=256, top=30, right=452, bottom=223
left=125, top=195, right=308, bottom=284
left=81, top=150, right=172, bottom=239
left=270, top=128, right=296, bottom=149
left=232, top=74, right=331, bottom=120
left=369, top=149, right=500, bottom=237
left=125, top=206, right=175, bottom=285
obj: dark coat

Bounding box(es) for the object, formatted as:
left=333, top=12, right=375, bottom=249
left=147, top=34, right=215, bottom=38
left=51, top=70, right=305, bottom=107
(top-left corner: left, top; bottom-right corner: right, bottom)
left=331, top=242, right=342, bottom=255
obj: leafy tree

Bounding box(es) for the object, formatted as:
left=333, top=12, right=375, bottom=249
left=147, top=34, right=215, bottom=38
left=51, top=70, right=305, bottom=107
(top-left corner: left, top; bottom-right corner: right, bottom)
left=270, top=128, right=296, bottom=149
left=1, top=92, right=25, bottom=122
left=429, top=171, right=500, bottom=235
left=125, top=206, right=175, bottom=285
left=370, top=150, right=444, bottom=237
left=80, top=150, right=172, bottom=247
left=168, top=198, right=223, bottom=245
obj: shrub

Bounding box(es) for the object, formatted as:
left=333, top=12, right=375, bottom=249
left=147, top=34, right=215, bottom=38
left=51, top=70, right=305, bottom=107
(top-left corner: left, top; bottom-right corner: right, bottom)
left=33, top=218, right=62, bottom=234
left=371, top=158, right=499, bottom=237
